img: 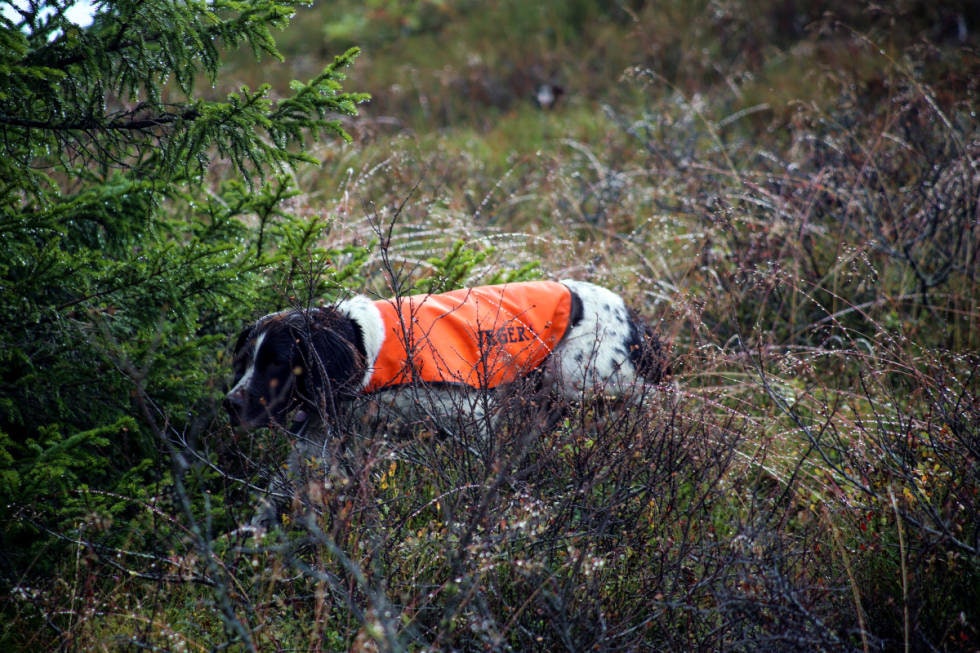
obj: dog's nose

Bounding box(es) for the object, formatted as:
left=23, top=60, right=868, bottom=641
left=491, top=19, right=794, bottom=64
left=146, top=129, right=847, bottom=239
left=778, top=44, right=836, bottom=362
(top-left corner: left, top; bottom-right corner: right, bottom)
left=224, top=390, right=242, bottom=409
left=223, top=390, right=245, bottom=425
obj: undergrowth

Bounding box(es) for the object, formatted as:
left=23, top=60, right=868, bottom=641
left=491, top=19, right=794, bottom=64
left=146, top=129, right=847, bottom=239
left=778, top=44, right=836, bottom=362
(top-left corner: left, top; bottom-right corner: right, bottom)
left=3, top=1, right=978, bottom=651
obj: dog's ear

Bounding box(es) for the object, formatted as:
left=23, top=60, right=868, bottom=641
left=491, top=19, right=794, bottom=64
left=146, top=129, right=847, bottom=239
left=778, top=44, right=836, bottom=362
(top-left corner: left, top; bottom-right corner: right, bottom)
left=294, top=308, right=366, bottom=402
left=311, top=309, right=365, bottom=395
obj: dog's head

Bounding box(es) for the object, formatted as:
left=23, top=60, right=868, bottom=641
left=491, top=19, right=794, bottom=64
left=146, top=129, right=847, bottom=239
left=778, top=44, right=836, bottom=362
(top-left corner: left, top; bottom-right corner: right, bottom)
left=224, top=308, right=365, bottom=431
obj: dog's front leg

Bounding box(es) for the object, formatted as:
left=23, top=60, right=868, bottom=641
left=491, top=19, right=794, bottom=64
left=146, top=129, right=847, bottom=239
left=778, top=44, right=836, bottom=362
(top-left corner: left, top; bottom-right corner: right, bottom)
left=244, top=422, right=332, bottom=532
left=246, top=458, right=296, bottom=532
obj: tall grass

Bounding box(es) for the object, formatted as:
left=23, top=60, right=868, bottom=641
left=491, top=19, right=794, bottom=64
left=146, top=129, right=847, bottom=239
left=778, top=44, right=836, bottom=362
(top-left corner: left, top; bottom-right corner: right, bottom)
left=4, top=1, right=978, bottom=650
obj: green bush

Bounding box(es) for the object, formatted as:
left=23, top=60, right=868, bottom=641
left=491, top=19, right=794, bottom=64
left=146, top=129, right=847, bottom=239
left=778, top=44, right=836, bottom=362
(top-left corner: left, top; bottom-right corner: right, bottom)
left=0, top=0, right=367, bottom=576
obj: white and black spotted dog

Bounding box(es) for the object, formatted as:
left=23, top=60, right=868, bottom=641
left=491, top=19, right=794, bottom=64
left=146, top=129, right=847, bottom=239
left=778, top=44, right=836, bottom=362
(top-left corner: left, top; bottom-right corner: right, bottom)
left=224, top=280, right=668, bottom=527
left=225, top=280, right=667, bottom=433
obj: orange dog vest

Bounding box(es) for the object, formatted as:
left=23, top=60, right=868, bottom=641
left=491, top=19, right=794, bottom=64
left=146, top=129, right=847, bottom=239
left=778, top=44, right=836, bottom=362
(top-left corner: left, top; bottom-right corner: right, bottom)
left=364, top=281, right=573, bottom=392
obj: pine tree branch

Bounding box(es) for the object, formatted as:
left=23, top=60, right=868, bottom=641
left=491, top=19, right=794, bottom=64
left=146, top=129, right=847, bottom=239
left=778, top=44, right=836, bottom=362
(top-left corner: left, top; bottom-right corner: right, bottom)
left=0, top=107, right=201, bottom=131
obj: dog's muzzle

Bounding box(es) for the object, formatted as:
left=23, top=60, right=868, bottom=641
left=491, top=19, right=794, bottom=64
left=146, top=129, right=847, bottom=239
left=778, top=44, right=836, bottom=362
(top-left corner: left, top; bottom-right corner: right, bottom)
left=223, top=389, right=248, bottom=428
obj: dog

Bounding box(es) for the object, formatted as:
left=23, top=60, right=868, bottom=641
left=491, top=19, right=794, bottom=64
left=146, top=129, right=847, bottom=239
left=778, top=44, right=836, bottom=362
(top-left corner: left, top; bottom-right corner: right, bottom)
left=225, top=280, right=667, bottom=431
left=224, top=280, right=668, bottom=527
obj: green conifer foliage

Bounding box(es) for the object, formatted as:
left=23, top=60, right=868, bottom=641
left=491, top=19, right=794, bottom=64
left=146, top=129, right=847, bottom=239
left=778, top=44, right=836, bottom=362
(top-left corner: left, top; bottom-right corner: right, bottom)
left=0, top=0, right=368, bottom=569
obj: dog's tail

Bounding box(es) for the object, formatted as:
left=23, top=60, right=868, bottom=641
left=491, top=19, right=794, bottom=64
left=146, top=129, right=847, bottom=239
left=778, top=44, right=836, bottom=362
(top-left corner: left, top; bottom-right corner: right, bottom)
left=629, top=313, right=671, bottom=384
